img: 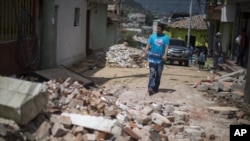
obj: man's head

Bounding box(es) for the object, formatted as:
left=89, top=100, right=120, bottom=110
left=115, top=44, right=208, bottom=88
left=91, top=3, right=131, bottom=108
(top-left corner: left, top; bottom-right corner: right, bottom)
left=241, top=28, right=246, bottom=35
left=157, top=23, right=165, bottom=36
left=215, top=32, right=222, bottom=37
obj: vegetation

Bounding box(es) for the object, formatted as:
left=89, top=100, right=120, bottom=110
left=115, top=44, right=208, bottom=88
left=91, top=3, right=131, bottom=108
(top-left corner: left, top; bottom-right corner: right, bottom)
left=120, top=30, right=139, bottom=48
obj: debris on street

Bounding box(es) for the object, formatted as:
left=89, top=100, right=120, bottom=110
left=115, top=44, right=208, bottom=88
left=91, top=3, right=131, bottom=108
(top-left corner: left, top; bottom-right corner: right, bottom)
left=192, top=69, right=250, bottom=121
left=106, top=43, right=148, bottom=68
left=3, top=76, right=248, bottom=141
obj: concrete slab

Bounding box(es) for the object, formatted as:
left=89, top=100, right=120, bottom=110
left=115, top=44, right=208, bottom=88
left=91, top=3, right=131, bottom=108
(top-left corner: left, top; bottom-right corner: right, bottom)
left=34, top=66, right=93, bottom=86
left=61, top=113, right=122, bottom=135
left=0, top=76, right=47, bottom=125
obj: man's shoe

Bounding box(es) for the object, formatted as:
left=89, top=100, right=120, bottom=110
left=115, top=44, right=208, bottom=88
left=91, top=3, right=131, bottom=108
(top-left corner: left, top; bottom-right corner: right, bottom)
left=148, top=89, right=155, bottom=95
left=153, top=89, right=159, bottom=93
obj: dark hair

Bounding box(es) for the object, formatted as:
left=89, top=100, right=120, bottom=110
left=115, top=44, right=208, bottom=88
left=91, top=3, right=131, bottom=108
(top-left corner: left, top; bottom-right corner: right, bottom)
left=242, top=28, right=246, bottom=33
left=158, top=23, right=165, bottom=30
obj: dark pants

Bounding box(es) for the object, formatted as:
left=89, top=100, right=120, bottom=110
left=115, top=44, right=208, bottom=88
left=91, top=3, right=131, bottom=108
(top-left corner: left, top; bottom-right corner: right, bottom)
left=198, top=61, right=205, bottom=70
left=148, top=62, right=164, bottom=91
left=237, top=47, right=246, bottom=67
left=213, top=53, right=219, bottom=70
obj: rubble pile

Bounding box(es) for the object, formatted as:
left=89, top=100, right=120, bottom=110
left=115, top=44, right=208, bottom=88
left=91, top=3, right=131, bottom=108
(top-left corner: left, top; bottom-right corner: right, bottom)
left=106, top=43, right=147, bottom=68
left=0, top=77, right=230, bottom=141
left=193, top=69, right=250, bottom=123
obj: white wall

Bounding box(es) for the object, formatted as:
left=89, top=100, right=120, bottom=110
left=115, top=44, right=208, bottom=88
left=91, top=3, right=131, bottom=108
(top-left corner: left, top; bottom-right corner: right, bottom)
left=55, top=0, right=87, bottom=65
left=90, top=4, right=108, bottom=50
left=90, top=3, right=120, bottom=50
left=222, top=23, right=231, bottom=53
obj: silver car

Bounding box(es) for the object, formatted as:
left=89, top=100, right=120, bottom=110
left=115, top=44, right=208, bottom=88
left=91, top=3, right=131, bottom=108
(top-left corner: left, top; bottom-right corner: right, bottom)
left=167, top=38, right=189, bottom=66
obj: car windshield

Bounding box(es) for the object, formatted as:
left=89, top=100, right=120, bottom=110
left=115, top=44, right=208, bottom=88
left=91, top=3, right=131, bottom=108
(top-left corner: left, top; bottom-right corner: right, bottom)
left=170, top=39, right=186, bottom=47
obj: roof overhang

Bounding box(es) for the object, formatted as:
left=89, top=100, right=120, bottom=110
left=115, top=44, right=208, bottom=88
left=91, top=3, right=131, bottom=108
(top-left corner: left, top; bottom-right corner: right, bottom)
left=87, top=0, right=114, bottom=4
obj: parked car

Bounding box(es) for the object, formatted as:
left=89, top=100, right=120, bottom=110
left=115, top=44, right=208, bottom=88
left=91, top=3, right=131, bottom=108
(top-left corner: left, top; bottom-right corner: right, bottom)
left=166, top=38, right=189, bottom=66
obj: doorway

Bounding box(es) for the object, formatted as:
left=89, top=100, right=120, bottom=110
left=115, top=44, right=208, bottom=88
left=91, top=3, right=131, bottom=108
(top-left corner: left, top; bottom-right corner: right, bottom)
left=86, top=10, right=92, bottom=55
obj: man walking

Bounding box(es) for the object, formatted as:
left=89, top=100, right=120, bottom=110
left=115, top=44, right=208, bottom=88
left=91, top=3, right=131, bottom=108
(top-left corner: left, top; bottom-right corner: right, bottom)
left=144, top=23, right=169, bottom=95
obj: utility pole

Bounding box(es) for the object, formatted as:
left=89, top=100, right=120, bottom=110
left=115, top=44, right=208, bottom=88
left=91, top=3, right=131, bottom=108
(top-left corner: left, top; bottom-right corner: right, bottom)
left=187, top=0, right=193, bottom=47
left=244, top=49, right=250, bottom=104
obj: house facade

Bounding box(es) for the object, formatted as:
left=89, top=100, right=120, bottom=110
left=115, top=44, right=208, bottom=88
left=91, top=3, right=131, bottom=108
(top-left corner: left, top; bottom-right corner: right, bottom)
left=205, top=0, right=250, bottom=59
left=0, top=0, right=39, bottom=76
left=0, top=0, right=122, bottom=76
left=167, top=15, right=209, bottom=48
left=127, top=13, right=146, bottom=24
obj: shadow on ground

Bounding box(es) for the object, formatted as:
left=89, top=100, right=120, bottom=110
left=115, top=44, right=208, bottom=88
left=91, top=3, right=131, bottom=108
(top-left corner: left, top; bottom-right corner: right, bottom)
left=158, top=88, right=176, bottom=93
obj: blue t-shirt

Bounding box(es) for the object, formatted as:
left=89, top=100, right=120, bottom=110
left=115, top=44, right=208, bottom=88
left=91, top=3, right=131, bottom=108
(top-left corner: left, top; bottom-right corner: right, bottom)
left=147, top=33, right=169, bottom=64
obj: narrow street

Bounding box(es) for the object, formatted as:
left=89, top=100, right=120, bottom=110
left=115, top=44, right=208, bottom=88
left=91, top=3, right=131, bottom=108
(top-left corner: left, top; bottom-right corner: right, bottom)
left=74, top=59, right=244, bottom=141
left=1, top=45, right=249, bottom=141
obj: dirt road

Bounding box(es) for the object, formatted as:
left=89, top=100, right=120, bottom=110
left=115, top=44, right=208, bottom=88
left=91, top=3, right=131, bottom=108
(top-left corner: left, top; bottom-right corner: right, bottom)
left=82, top=64, right=238, bottom=140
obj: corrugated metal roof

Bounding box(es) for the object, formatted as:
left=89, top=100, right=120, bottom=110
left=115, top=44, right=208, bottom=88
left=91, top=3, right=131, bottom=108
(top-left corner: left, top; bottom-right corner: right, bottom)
left=169, top=15, right=208, bottom=30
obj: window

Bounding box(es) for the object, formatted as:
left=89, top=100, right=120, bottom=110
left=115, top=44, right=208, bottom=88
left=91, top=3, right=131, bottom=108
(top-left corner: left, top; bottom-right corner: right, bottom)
left=74, top=8, right=80, bottom=26
left=0, top=0, right=35, bottom=41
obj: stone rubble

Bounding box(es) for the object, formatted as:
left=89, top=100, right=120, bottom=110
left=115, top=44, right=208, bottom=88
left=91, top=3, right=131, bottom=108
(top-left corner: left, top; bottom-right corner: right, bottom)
left=0, top=77, right=228, bottom=141
left=192, top=69, right=250, bottom=122
left=1, top=69, right=250, bottom=141
left=105, top=43, right=148, bottom=68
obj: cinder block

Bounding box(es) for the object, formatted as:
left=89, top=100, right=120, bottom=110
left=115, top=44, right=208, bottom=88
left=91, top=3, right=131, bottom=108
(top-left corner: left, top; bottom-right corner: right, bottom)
left=0, top=76, right=47, bottom=125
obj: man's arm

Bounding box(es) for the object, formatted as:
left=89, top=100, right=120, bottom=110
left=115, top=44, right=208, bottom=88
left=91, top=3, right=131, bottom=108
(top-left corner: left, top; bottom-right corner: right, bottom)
left=162, top=45, right=168, bottom=60
left=143, top=44, right=150, bottom=58
left=145, top=44, right=150, bottom=53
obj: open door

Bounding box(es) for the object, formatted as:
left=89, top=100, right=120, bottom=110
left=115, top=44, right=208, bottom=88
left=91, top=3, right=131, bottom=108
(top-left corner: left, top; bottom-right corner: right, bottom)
left=86, top=10, right=92, bottom=55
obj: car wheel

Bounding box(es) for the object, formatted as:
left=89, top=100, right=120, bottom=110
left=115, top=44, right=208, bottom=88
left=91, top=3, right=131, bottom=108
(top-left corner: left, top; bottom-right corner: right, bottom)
left=170, top=60, right=174, bottom=65
left=184, top=60, right=189, bottom=66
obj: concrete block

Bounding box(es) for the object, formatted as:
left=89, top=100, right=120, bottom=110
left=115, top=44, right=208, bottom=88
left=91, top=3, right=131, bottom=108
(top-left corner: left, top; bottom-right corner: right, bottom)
left=51, top=122, right=67, bottom=137
left=96, top=131, right=107, bottom=141
left=63, top=133, right=74, bottom=141
left=207, top=106, right=239, bottom=115
left=231, top=83, right=245, bottom=93
left=123, top=127, right=141, bottom=139
left=152, top=124, right=164, bottom=132
left=196, top=84, right=208, bottom=92
left=104, top=106, right=116, bottom=117
left=208, top=82, right=219, bottom=93
left=115, top=136, right=131, bottom=141
left=68, top=98, right=84, bottom=108
left=85, top=133, right=96, bottom=141
left=173, top=111, right=189, bottom=122
left=137, top=115, right=151, bottom=125
left=172, top=125, right=184, bottom=134
left=161, top=104, right=175, bottom=116
left=0, top=76, right=47, bottom=125
left=62, top=113, right=122, bottom=135
left=72, top=126, right=84, bottom=135
left=217, top=92, right=230, bottom=98
left=231, top=90, right=244, bottom=101
left=60, top=116, right=72, bottom=128
left=238, top=119, right=250, bottom=125
left=184, top=126, right=205, bottom=140
left=34, top=121, right=51, bottom=140
left=218, top=77, right=234, bottom=82
left=0, top=124, right=7, bottom=136
left=218, top=81, right=232, bottom=92
left=50, top=114, right=60, bottom=124
left=141, top=106, right=153, bottom=116
left=151, top=113, right=171, bottom=127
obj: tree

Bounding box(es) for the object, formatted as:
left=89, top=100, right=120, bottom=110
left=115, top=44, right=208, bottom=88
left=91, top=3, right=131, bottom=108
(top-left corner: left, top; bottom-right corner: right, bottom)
left=145, top=13, right=155, bottom=26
